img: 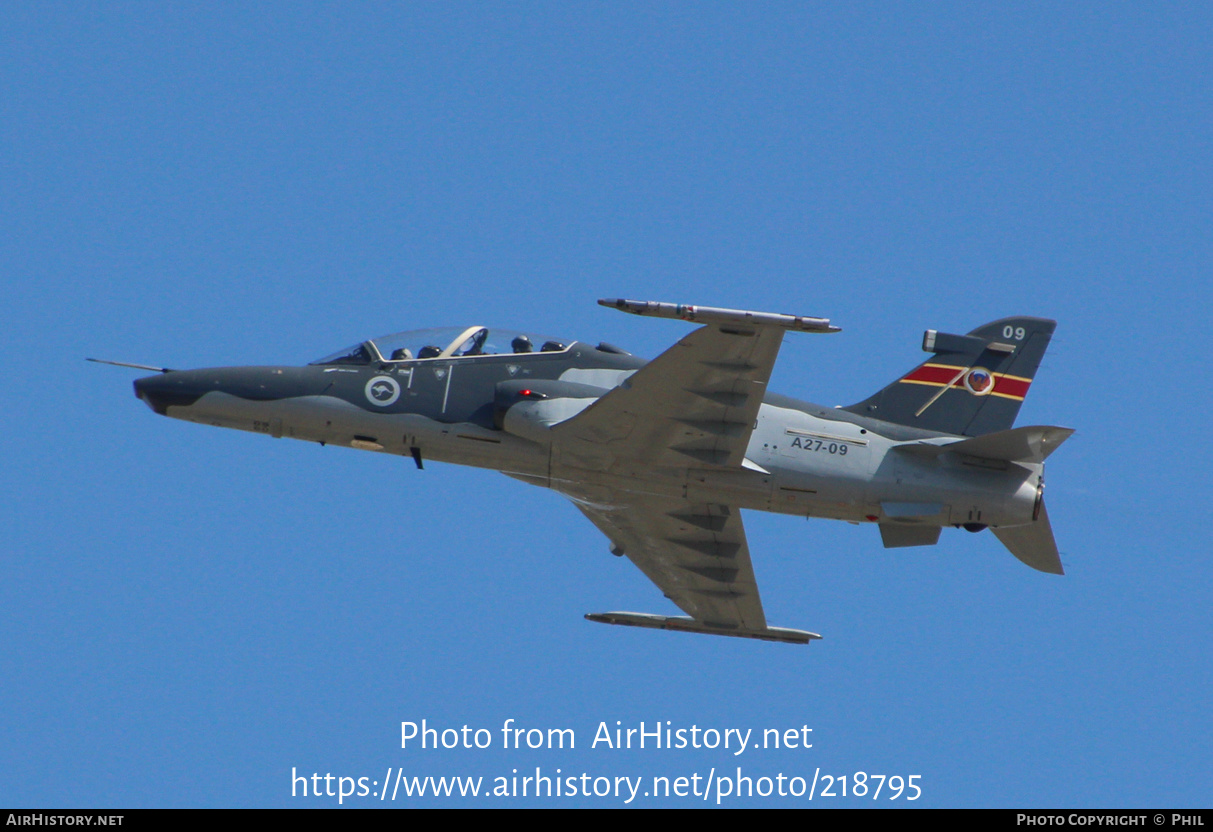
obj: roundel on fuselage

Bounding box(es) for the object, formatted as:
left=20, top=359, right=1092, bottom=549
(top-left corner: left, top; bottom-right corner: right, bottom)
left=365, top=375, right=401, bottom=407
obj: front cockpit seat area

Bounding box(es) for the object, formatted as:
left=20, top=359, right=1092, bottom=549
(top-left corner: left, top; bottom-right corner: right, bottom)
left=311, top=327, right=575, bottom=367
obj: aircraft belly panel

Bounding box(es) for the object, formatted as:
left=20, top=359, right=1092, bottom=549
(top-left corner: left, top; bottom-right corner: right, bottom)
left=163, top=391, right=549, bottom=476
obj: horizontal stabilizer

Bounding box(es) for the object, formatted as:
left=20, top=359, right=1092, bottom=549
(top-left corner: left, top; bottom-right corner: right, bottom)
left=992, top=501, right=1064, bottom=574
left=585, top=612, right=820, bottom=645
left=943, top=425, right=1074, bottom=462
left=898, top=425, right=1074, bottom=464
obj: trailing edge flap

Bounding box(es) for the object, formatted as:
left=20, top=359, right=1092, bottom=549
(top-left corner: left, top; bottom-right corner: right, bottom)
left=551, top=323, right=785, bottom=472
left=992, top=501, right=1064, bottom=575
left=896, top=425, right=1074, bottom=464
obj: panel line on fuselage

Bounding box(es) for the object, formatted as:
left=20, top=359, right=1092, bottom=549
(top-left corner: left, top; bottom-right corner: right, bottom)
left=441, top=365, right=453, bottom=413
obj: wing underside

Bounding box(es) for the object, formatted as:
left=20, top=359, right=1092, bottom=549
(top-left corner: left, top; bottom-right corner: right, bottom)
left=552, top=323, right=784, bottom=474
left=570, top=492, right=765, bottom=630
left=550, top=322, right=818, bottom=644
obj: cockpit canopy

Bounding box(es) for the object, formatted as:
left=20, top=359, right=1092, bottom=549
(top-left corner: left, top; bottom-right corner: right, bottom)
left=310, top=326, right=572, bottom=366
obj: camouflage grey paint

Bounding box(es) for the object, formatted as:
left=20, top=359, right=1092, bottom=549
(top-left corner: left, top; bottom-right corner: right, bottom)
left=119, top=308, right=1070, bottom=642
left=132, top=323, right=1058, bottom=528
left=133, top=341, right=643, bottom=481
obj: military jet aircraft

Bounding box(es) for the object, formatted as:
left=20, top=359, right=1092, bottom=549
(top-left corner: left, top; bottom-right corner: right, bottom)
left=96, top=299, right=1071, bottom=645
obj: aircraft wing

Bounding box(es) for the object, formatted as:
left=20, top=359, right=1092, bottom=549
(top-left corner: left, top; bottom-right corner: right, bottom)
left=568, top=489, right=766, bottom=630
left=559, top=485, right=818, bottom=644
left=549, top=311, right=824, bottom=643
left=551, top=322, right=785, bottom=472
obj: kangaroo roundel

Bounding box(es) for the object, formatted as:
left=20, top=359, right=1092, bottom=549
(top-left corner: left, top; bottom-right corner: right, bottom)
left=365, top=375, right=401, bottom=406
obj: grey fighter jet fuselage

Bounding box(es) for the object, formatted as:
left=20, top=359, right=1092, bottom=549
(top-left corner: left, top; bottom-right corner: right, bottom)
left=114, top=300, right=1072, bottom=645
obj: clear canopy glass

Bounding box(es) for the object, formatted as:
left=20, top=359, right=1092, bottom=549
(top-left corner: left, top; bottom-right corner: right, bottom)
left=310, top=327, right=571, bottom=366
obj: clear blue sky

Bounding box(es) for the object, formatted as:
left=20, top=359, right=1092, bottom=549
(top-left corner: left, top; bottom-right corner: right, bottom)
left=3, top=3, right=1209, bottom=808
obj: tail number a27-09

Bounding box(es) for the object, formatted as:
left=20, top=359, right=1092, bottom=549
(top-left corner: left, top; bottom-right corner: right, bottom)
left=790, top=437, right=848, bottom=455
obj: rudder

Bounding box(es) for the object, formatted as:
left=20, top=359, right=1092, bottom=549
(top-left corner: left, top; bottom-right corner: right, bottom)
left=844, top=316, right=1056, bottom=437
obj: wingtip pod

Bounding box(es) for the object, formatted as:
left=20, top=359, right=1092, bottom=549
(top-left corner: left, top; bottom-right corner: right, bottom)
left=598, top=298, right=839, bottom=333
left=992, top=501, right=1065, bottom=575
left=585, top=611, right=821, bottom=645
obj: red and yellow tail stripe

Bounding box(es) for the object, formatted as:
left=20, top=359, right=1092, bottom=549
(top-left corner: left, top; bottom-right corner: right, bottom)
left=899, top=363, right=1032, bottom=401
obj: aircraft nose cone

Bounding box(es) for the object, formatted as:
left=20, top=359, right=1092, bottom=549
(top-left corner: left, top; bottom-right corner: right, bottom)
left=134, top=373, right=204, bottom=416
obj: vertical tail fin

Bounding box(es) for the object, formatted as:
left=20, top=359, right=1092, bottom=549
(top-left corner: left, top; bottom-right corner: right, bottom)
left=844, top=316, right=1056, bottom=437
